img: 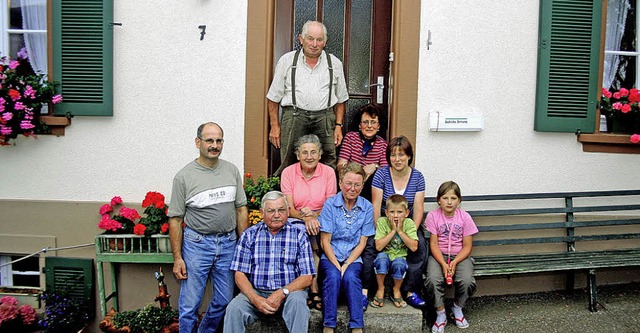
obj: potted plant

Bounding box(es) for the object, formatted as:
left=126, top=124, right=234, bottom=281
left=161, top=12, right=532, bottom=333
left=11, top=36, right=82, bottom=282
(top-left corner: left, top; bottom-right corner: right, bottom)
left=599, top=87, right=640, bottom=143
left=39, top=290, right=90, bottom=333
left=103, top=304, right=178, bottom=333
left=243, top=172, right=280, bottom=225
left=138, top=191, right=171, bottom=252
left=0, top=48, right=63, bottom=146
left=98, top=196, right=141, bottom=252
left=0, top=296, right=39, bottom=332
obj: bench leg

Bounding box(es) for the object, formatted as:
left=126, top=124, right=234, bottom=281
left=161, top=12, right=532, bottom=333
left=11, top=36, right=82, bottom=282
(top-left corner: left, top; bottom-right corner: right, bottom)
left=587, top=269, right=598, bottom=312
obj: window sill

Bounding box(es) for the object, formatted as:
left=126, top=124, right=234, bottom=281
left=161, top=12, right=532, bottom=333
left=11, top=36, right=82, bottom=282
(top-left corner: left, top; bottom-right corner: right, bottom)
left=40, top=116, right=71, bottom=136
left=577, top=133, right=640, bottom=154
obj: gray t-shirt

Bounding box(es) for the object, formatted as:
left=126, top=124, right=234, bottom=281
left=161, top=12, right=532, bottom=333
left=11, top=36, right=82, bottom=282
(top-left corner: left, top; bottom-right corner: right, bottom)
left=168, top=159, right=247, bottom=234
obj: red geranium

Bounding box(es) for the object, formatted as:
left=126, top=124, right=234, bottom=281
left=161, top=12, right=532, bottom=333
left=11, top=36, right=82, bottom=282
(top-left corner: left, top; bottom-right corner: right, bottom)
left=138, top=191, right=170, bottom=236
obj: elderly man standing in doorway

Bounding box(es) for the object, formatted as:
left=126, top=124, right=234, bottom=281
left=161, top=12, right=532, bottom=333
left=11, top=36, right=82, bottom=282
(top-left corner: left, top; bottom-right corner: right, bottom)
left=224, top=191, right=316, bottom=333
left=168, top=122, right=249, bottom=333
left=267, top=20, right=349, bottom=175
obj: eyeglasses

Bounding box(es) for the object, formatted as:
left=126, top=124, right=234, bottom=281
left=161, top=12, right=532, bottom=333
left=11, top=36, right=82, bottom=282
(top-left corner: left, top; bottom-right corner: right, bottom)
left=361, top=120, right=379, bottom=126
left=200, top=138, right=224, bottom=145
left=265, top=208, right=287, bottom=216
left=343, top=182, right=363, bottom=189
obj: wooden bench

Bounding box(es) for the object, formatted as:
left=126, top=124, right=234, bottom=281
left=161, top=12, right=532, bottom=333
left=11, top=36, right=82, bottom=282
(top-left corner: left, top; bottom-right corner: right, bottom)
left=454, top=190, right=640, bottom=312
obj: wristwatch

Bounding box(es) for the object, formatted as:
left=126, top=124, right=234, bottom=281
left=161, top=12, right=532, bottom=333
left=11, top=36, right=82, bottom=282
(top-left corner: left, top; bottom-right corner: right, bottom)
left=282, top=287, right=290, bottom=297
left=335, top=123, right=343, bottom=127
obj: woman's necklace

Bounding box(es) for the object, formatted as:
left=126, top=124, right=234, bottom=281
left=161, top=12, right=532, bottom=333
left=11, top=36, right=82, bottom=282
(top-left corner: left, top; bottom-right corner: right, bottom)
left=342, top=206, right=358, bottom=225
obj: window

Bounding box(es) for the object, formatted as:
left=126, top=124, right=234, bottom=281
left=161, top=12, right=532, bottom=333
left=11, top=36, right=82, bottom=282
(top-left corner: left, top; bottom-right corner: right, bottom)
left=1, top=0, right=113, bottom=121
left=535, top=0, right=640, bottom=153
left=0, top=255, right=41, bottom=288
left=604, top=0, right=637, bottom=91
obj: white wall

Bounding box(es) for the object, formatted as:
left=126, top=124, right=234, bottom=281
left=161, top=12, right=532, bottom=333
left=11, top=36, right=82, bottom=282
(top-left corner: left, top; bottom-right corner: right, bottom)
left=416, top=0, right=640, bottom=198
left=0, top=0, right=248, bottom=202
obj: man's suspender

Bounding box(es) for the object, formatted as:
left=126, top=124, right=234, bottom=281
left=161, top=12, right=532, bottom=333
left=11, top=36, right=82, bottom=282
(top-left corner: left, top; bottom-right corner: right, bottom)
left=291, top=49, right=334, bottom=110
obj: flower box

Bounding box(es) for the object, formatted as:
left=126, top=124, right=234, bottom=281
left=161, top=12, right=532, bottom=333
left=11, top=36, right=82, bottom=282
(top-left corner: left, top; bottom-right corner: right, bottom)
left=96, top=234, right=172, bottom=255
left=0, top=287, right=41, bottom=309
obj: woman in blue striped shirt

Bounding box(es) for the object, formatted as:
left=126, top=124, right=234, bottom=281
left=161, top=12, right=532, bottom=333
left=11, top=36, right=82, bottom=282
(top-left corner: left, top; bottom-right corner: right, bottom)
left=370, top=135, right=427, bottom=308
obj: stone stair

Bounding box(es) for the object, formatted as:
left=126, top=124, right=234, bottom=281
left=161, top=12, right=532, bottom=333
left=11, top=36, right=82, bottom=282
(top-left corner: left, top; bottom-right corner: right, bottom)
left=246, top=303, right=424, bottom=332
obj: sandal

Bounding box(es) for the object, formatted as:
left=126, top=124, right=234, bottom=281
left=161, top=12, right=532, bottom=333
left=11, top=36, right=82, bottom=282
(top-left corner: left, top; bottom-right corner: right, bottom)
left=451, top=312, right=469, bottom=329
left=307, top=292, right=322, bottom=311
left=391, top=296, right=407, bottom=308
left=369, top=296, right=384, bottom=308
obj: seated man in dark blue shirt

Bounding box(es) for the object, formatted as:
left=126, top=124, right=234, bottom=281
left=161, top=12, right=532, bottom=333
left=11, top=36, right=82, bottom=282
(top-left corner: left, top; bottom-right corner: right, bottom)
left=224, top=191, right=316, bottom=333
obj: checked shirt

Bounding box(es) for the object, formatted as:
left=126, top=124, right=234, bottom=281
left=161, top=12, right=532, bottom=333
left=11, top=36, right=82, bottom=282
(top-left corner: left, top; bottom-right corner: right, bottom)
left=230, top=222, right=316, bottom=290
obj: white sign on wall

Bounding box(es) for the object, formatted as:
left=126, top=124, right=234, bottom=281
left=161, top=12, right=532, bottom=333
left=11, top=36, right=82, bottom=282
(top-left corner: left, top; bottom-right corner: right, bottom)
left=428, top=112, right=484, bottom=131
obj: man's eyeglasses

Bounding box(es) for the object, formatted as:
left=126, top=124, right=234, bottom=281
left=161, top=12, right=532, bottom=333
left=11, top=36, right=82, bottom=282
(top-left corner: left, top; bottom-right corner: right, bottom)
left=361, top=120, right=379, bottom=126
left=200, top=138, right=224, bottom=145
left=343, top=182, right=363, bottom=189
left=265, top=208, right=287, bottom=215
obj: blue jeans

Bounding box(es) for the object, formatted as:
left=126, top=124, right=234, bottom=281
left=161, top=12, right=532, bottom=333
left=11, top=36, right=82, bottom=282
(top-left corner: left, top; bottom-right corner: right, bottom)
left=179, top=227, right=237, bottom=333
left=374, top=253, right=407, bottom=280
left=320, top=259, right=364, bottom=329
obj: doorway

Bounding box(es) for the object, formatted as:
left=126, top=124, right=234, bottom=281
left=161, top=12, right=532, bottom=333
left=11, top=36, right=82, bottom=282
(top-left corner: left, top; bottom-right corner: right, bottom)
left=269, top=0, right=392, bottom=174
left=243, top=0, right=420, bottom=177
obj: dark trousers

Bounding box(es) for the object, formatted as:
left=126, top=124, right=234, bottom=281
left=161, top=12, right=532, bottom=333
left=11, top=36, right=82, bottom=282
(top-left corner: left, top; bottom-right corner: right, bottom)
left=276, top=106, right=337, bottom=175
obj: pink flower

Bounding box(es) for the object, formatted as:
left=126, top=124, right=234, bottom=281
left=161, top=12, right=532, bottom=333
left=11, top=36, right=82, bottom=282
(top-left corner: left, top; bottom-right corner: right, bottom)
left=98, top=216, right=122, bottom=232
left=631, top=134, right=640, bottom=144
left=0, top=296, right=18, bottom=306
left=0, top=126, right=12, bottom=136
left=51, top=94, right=63, bottom=104
left=0, top=302, right=18, bottom=323
left=613, top=92, right=621, bottom=99
left=18, top=304, right=37, bottom=325
left=110, top=196, right=123, bottom=206
left=19, top=120, right=35, bottom=130
left=612, top=102, right=622, bottom=110
left=619, top=88, right=629, bottom=97
left=1, top=113, right=11, bottom=121
left=14, top=102, right=25, bottom=110
left=119, top=207, right=141, bottom=221
left=621, top=103, right=632, bottom=113
left=8, top=60, right=19, bottom=70
left=133, top=224, right=146, bottom=235
left=23, top=85, right=36, bottom=99
left=99, top=204, right=113, bottom=215
left=602, top=88, right=612, bottom=99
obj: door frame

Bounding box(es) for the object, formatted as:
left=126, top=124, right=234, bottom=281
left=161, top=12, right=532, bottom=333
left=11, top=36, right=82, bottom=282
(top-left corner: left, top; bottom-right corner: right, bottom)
left=244, top=0, right=421, bottom=176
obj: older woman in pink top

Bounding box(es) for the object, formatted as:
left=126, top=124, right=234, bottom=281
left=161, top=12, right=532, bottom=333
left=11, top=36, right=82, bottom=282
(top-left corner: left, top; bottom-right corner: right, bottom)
left=280, top=134, right=337, bottom=310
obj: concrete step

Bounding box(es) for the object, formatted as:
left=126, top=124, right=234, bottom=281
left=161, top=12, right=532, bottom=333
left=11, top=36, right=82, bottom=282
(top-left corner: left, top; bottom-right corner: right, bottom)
left=246, top=303, right=423, bottom=332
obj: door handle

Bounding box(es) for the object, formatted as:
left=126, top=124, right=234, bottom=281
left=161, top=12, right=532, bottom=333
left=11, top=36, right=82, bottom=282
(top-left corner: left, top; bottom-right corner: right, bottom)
left=365, top=76, right=385, bottom=104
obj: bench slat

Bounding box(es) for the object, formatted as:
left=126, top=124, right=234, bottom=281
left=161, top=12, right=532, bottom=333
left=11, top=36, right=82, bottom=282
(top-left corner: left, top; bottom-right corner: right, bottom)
left=474, top=233, right=640, bottom=246
left=462, top=190, right=640, bottom=202
left=474, top=249, right=640, bottom=276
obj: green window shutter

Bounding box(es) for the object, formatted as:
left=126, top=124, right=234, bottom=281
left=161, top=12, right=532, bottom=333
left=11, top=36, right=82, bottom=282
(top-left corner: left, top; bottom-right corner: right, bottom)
left=52, top=0, right=113, bottom=116
left=44, top=256, right=94, bottom=317
left=534, top=0, right=601, bottom=133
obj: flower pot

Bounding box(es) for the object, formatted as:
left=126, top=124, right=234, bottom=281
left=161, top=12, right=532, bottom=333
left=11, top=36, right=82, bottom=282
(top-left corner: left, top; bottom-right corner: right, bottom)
left=108, top=237, right=132, bottom=253
left=609, top=112, right=640, bottom=134
left=152, top=234, right=172, bottom=253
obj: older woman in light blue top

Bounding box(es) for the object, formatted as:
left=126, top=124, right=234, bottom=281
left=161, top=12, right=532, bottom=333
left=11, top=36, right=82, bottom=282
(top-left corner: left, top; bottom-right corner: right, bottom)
left=319, top=162, right=375, bottom=333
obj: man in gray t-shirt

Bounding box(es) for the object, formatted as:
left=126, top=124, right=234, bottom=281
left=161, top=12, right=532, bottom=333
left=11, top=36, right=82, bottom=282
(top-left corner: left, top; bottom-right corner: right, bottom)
left=168, top=122, right=248, bottom=333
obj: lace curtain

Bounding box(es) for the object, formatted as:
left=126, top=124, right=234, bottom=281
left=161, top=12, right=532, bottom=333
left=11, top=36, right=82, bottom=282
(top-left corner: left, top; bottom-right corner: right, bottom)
left=20, top=0, right=47, bottom=75
left=603, top=0, right=631, bottom=90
